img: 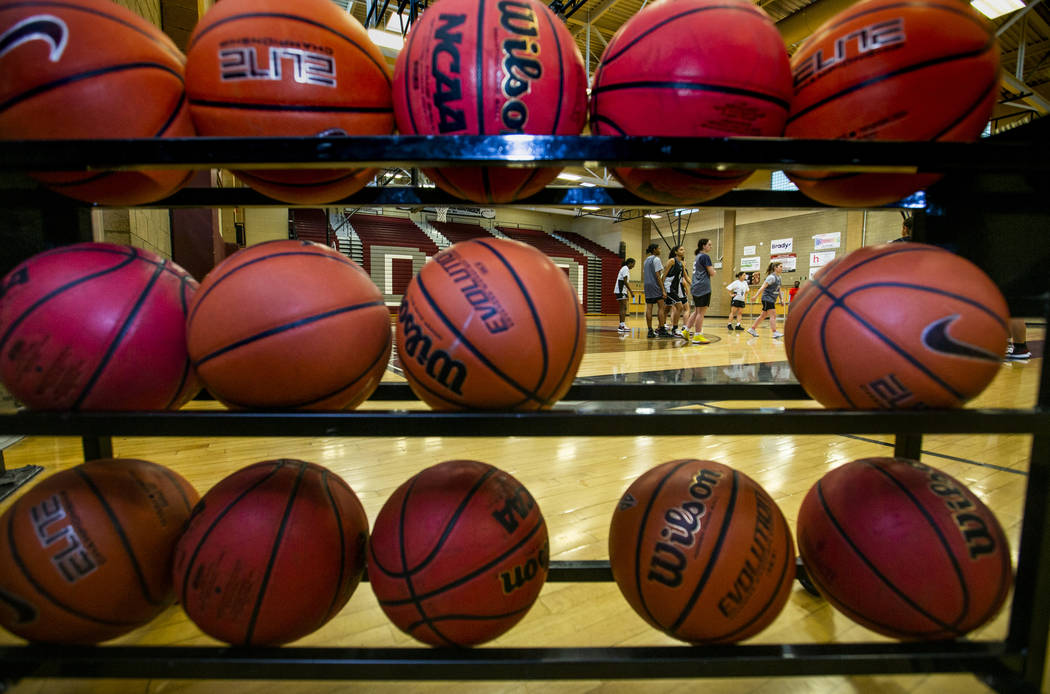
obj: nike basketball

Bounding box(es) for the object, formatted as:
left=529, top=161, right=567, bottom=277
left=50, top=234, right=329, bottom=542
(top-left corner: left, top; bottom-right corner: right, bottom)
left=784, top=243, right=1009, bottom=409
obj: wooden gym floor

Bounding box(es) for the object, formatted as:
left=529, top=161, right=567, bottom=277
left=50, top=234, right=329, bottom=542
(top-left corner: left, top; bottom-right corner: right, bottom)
left=0, top=315, right=1045, bottom=694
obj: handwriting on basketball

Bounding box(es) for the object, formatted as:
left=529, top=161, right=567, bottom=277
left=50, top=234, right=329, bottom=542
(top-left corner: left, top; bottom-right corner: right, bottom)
left=398, top=301, right=467, bottom=395
left=498, top=0, right=541, bottom=132
left=218, top=41, right=336, bottom=87
left=431, top=14, right=467, bottom=133
left=435, top=252, right=514, bottom=333
left=793, top=18, right=905, bottom=88
left=647, top=468, right=723, bottom=588
left=717, top=491, right=776, bottom=619
left=491, top=483, right=536, bottom=534
left=498, top=542, right=548, bottom=594
left=913, top=461, right=999, bottom=560
left=30, top=492, right=103, bottom=583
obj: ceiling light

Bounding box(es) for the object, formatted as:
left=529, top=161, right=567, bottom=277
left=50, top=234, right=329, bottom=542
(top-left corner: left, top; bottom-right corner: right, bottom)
left=385, top=12, right=409, bottom=32
left=971, top=0, right=1023, bottom=18
left=581, top=206, right=601, bottom=211
left=367, top=28, right=404, bottom=51
left=557, top=172, right=583, bottom=181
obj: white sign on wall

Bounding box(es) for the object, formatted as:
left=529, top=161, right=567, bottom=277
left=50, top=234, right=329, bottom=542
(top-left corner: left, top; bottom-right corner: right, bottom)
left=810, top=251, right=836, bottom=267
left=740, top=256, right=761, bottom=271
left=743, top=245, right=756, bottom=256
left=771, top=253, right=796, bottom=272
left=771, top=237, right=793, bottom=254
left=813, top=232, right=841, bottom=250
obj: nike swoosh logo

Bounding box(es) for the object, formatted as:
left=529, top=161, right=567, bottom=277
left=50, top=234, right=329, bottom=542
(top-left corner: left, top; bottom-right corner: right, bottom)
left=921, top=315, right=1001, bottom=362
left=0, top=16, right=68, bottom=62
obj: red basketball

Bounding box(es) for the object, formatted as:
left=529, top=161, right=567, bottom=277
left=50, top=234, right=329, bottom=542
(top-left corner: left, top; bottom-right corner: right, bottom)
left=797, top=457, right=1012, bottom=639
left=0, top=458, right=199, bottom=644
left=186, top=240, right=391, bottom=410
left=395, top=238, right=584, bottom=410
left=784, top=243, right=1008, bottom=409
left=0, top=0, right=195, bottom=204
left=785, top=0, right=1000, bottom=207
left=172, top=459, right=369, bottom=646
left=590, top=0, right=791, bottom=205
left=0, top=243, right=201, bottom=410
left=368, top=460, right=548, bottom=646
left=185, top=0, right=393, bottom=204
left=393, top=0, right=588, bottom=203
left=608, top=460, right=795, bottom=644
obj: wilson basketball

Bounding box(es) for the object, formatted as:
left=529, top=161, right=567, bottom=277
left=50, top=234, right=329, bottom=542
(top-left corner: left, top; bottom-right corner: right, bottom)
left=0, top=0, right=195, bottom=205
left=393, top=0, right=588, bottom=203
left=368, top=460, right=548, bottom=646
left=797, top=457, right=1012, bottom=639
left=590, top=0, right=792, bottom=205
left=186, top=240, right=391, bottom=410
left=395, top=238, right=584, bottom=410
left=608, top=459, right=795, bottom=644
left=0, top=243, right=201, bottom=410
left=784, top=243, right=1008, bottom=409
left=173, top=460, right=368, bottom=646
left=185, top=0, right=393, bottom=204
left=0, top=458, right=199, bottom=644
left=785, top=0, right=1000, bottom=207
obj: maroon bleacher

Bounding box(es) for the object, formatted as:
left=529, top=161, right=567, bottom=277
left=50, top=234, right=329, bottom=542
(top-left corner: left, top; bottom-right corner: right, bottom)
left=495, top=226, right=589, bottom=306
left=557, top=231, right=624, bottom=314
left=347, top=214, right=440, bottom=306
left=290, top=209, right=333, bottom=248
left=431, top=220, right=493, bottom=244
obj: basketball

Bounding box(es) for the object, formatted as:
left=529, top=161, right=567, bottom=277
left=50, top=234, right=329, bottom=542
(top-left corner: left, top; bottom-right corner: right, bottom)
left=797, top=457, right=1012, bottom=639
left=590, top=0, right=792, bottom=205
left=0, top=0, right=195, bottom=205
left=608, top=459, right=795, bottom=644
left=395, top=237, right=584, bottom=410
left=784, top=243, right=1009, bottom=409
left=0, top=458, right=199, bottom=644
left=186, top=240, right=391, bottom=410
left=392, top=0, right=588, bottom=203
left=367, top=459, right=548, bottom=646
left=0, top=243, right=201, bottom=410
left=172, top=459, right=368, bottom=646
left=184, top=0, right=393, bottom=204
left=784, top=0, right=1000, bottom=207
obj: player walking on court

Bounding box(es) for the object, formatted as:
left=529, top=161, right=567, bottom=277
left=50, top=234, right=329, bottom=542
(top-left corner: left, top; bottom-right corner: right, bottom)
left=614, top=258, right=636, bottom=333
left=660, top=246, right=688, bottom=337
left=642, top=244, right=668, bottom=338
left=747, top=262, right=785, bottom=338
left=725, top=271, right=749, bottom=331
left=684, top=239, right=715, bottom=344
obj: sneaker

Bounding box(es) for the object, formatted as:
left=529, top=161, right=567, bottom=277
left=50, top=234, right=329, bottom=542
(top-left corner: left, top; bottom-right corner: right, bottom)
left=617, top=325, right=629, bottom=333
left=772, top=331, right=784, bottom=339
left=682, top=328, right=692, bottom=340
left=691, top=334, right=711, bottom=344
left=656, top=328, right=672, bottom=338
left=746, top=328, right=759, bottom=337
left=672, top=328, right=684, bottom=338
left=1006, top=344, right=1014, bottom=355
left=1007, top=350, right=1032, bottom=360
left=734, top=324, right=744, bottom=331
left=647, top=329, right=656, bottom=338
left=727, top=323, right=734, bottom=331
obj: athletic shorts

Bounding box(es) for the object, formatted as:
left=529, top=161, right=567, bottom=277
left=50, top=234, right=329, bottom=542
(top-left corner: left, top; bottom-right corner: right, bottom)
left=614, top=292, right=628, bottom=301
left=762, top=299, right=776, bottom=311
left=664, top=293, right=684, bottom=306
left=731, top=299, right=745, bottom=308
left=692, top=292, right=711, bottom=308
left=645, top=296, right=662, bottom=305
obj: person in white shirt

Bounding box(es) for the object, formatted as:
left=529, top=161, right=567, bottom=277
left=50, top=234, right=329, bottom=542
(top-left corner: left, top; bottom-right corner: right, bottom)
left=613, top=258, right=636, bottom=333
left=725, top=271, right=749, bottom=331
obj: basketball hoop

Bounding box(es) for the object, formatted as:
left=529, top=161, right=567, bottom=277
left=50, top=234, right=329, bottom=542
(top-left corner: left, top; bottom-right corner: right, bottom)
left=436, top=207, right=449, bottom=223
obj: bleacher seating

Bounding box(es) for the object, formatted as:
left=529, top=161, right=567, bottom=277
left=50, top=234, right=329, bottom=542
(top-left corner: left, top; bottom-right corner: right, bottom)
left=556, top=231, right=625, bottom=314
left=495, top=226, right=589, bottom=307
left=290, top=209, right=332, bottom=248
left=430, top=220, right=494, bottom=244
left=347, top=213, right=441, bottom=308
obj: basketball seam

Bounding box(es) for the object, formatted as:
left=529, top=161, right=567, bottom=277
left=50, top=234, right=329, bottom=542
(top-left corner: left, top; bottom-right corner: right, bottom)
left=591, top=80, right=790, bottom=112
left=163, top=272, right=198, bottom=410
left=0, top=62, right=185, bottom=116
left=320, top=469, right=349, bottom=623
left=234, top=168, right=370, bottom=188
left=187, top=12, right=391, bottom=87
left=475, top=0, right=486, bottom=135
left=244, top=460, right=308, bottom=644
left=805, top=0, right=993, bottom=47
left=187, top=99, right=393, bottom=114
left=543, top=7, right=567, bottom=134
left=150, top=462, right=196, bottom=516
left=404, top=604, right=532, bottom=631
left=4, top=497, right=144, bottom=627
left=71, top=254, right=167, bottom=409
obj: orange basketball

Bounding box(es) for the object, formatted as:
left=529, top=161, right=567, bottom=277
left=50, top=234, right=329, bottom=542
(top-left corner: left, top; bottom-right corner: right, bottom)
left=184, top=0, right=393, bottom=204
left=590, top=0, right=792, bottom=205
left=784, top=243, right=1009, bottom=409
left=392, top=0, right=588, bottom=203
left=785, top=0, right=1000, bottom=207
left=0, top=0, right=195, bottom=204
left=0, top=458, right=199, bottom=644
left=395, top=238, right=584, bottom=410
left=609, top=459, right=795, bottom=644
left=797, top=457, right=1012, bottom=639
left=367, top=460, right=548, bottom=646
left=186, top=240, right=391, bottom=410
left=172, top=460, right=369, bottom=646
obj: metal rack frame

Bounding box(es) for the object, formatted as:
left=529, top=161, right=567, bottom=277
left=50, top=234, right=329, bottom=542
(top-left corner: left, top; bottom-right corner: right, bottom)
left=0, top=132, right=1048, bottom=692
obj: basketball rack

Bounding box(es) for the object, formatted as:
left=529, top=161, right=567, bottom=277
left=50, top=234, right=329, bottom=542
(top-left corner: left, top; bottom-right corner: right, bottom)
left=1, top=127, right=1049, bottom=693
